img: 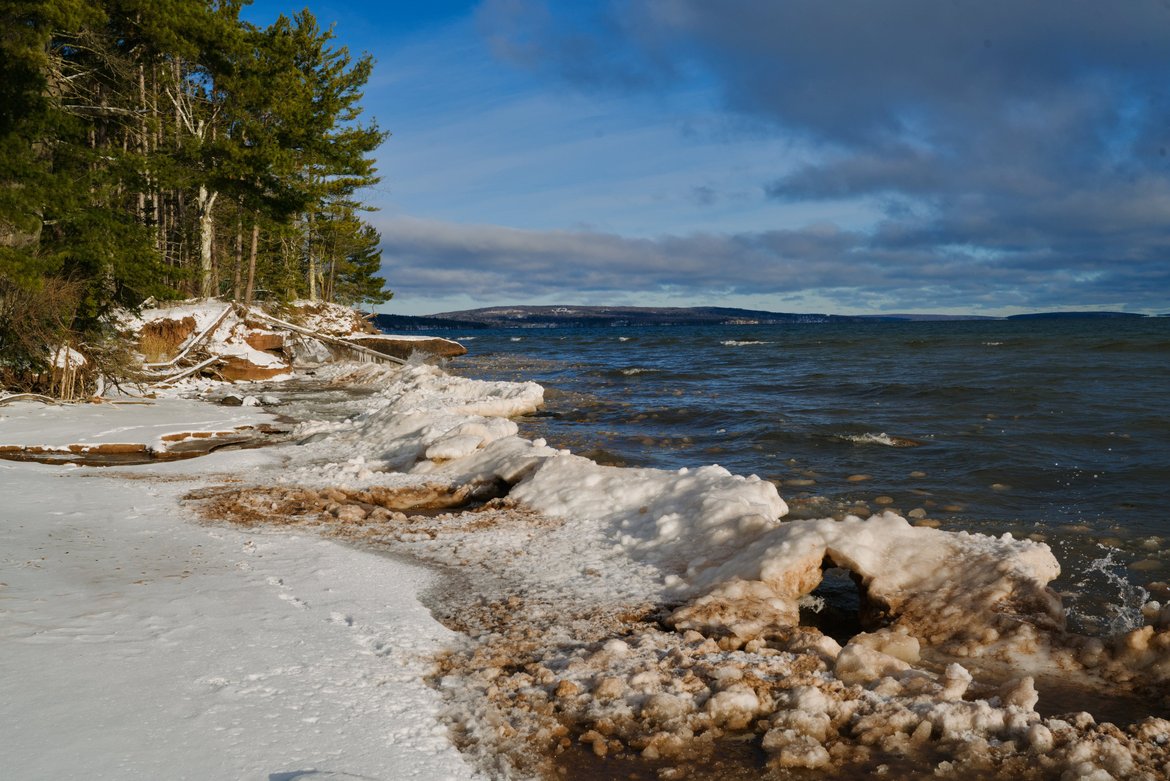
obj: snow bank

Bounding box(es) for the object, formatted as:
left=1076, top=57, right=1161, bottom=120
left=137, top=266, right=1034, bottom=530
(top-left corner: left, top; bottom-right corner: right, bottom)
left=284, top=363, right=544, bottom=482
left=301, top=362, right=1068, bottom=670
left=278, top=358, right=1148, bottom=685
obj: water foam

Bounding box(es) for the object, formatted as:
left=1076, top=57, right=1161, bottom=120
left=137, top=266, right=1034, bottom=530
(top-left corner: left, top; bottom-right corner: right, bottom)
left=1066, top=547, right=1150, bottom=635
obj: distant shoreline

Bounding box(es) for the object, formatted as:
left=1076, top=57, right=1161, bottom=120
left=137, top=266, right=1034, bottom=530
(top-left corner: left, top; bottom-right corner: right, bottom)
left=373, top=306, right=1152, bottom=332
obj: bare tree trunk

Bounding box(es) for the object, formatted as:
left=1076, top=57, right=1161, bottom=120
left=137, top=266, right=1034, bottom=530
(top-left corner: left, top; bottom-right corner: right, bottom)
left=197, top=185, right=218, bottom=297
left=245, top=221, right=259, bottom=303
left=306, top=211, right=317, bottom=301
left=232, top=218, right=243, bottom=301
left=136, top=65, right=147, bottom=225
left=281, top=234, right=296, bottom=300
left=177, top=189, right=187, bottom=290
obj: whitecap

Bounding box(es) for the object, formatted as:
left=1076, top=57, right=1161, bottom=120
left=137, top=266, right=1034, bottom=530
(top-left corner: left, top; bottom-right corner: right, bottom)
left=721, top=340, right=771, bottom=347
left=839, top=432, right=924, bottom=448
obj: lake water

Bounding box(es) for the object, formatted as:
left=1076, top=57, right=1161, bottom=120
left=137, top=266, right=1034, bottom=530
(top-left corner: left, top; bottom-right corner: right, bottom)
left=443, top=317, right=1170, bottom=632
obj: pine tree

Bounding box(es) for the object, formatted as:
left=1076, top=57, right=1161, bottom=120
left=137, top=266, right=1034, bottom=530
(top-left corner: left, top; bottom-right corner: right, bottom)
left=260, top=10, right=388, bottom=302
left=315, top=203, right=390, bottom=306
left=1, top=0, right=392, bottom=392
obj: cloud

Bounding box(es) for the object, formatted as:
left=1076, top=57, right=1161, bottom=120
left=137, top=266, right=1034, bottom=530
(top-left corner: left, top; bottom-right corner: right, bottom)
left=376, top=215, right=1169, bottom=313
left=473, top=0, right=1170, bottom=313
left=486, top=1, right=1170, bottom=143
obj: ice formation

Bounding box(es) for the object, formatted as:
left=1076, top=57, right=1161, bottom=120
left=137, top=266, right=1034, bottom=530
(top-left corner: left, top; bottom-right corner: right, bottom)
left=672, top=513, right=1066, bottom=658
left=188, top=356, right=1170, bottom=779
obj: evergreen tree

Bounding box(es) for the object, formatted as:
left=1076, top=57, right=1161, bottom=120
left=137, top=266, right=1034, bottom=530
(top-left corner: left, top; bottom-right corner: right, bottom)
left=0, top=0, right=392, bottom=392
left=262, top=10, right=387, bottom=301
left=316, top=204, right=389, bottom=306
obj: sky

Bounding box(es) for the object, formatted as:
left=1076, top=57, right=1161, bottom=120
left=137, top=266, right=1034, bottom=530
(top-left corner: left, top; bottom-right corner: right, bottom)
left=242, top=1, right=1170, bottom=317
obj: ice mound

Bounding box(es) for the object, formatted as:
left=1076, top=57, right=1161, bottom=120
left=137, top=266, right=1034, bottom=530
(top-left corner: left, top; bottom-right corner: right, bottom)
left=350, top=365, right=543, bottom=471
left=673, top=513, right=1065, bottom=656
left=378, top=364, right=544, bottom=420
left=281, top=363, right=546, bottom=489
left=511, top=456, right=787, bottom=575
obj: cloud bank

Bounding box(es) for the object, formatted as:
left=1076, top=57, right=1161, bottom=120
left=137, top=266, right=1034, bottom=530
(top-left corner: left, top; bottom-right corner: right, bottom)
left=378, top=214, right=1165, bottom=313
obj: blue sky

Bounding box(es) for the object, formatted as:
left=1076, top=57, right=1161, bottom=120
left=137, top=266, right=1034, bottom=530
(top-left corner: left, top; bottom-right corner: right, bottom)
left=243, top=1, right=1170, bottom=316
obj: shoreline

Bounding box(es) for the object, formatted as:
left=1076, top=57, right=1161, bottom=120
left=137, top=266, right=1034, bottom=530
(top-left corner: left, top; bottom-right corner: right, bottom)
left=4, top=362, right=1170, bottom=779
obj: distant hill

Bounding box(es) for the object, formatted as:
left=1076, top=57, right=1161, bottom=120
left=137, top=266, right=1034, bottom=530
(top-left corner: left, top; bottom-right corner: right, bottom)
left=422, top=305, right=854, bottom=328
left=1006, top=311, right=1147, bottom=320
left=370, top=305, right=1148, bottom=332
left=854, top=313, right=999, bottom=322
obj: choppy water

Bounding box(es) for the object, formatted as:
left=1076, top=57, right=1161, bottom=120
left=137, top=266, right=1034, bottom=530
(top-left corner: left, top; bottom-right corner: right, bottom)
left=439, top=317, right=1170, bottom=631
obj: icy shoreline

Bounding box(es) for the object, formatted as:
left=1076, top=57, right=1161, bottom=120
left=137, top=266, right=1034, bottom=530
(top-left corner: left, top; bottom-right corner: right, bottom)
left=4, top=361, right=1170, bottom=779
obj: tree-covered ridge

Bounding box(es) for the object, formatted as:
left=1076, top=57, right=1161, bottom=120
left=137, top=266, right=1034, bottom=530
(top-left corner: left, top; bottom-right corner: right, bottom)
left=0, top=0, right=390, bottom=388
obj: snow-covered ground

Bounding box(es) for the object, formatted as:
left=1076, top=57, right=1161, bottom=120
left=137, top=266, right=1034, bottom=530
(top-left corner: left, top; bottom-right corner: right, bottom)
left=0, top=415, right=480, bottom=779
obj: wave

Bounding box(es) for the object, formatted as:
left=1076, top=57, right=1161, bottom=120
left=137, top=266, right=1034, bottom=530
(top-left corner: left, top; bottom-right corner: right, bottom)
left=721, top=340, right=772, bottom=347
left=838, top=432, right=926, bottom=448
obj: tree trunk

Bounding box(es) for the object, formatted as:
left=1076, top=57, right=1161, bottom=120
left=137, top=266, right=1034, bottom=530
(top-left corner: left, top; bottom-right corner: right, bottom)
left=136, top=65, right=147, bottom=225
left=197, top=185, right=218, bottom=297
left=245, top=221, right=259, bottom=303
left=232, top=218, right=243, bottom=301
left=306, top=211, right=317, bottom=301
